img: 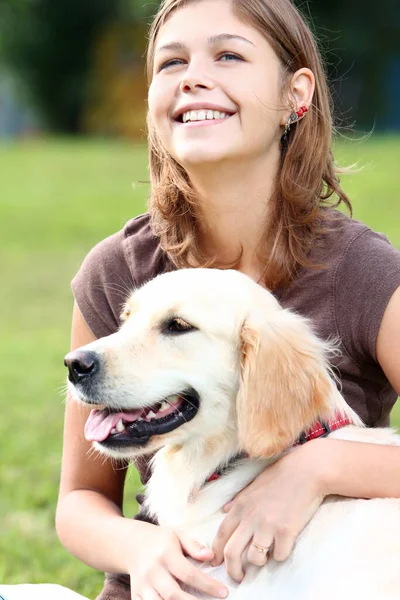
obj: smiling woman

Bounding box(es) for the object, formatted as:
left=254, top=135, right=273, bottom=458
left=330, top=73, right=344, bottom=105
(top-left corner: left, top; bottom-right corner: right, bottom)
left=50, top=1, right=400, bottom=600
left=144, top=0, right=344, bottom=289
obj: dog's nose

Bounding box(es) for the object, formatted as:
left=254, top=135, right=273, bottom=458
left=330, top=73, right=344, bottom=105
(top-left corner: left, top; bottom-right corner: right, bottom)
left=64, top=350, right=99, bottom=385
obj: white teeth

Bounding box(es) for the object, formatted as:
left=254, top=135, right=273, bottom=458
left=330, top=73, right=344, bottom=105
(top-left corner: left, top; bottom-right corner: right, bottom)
left=159, top=401, right=170, bottom=412
left=110, top=427, right=117, bottom=434
left=182, top=109, right=230, bottom=123
left=147, top=410, right=157, bottom=419
left=166, top=394, right=180, bottom=404
left=116, top=419, right=125, bottom=433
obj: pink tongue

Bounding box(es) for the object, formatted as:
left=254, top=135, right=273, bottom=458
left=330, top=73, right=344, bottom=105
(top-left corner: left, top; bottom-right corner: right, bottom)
left=84, top=398, right=184, bottom=443
left=84, top=409, right=142, bottom=442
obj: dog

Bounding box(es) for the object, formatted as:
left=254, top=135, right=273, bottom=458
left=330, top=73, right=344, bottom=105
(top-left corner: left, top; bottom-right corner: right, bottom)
left=65, top=268, right=400, bottom=600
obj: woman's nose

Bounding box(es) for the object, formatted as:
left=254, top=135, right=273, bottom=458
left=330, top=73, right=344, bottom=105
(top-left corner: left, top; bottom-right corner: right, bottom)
left=180, top=78, right=210, bottom=93
left=179, top=62, right=215, bottom=93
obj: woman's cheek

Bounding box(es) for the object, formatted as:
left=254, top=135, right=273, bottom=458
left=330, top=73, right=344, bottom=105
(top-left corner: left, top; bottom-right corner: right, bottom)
left=148, top=84, right=173, bottom=144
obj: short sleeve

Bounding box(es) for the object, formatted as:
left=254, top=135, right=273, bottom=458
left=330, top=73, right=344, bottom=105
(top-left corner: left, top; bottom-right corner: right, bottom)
left=72, top=229, right=136, bottom=339
left=335, top=229, right=400, bottom=361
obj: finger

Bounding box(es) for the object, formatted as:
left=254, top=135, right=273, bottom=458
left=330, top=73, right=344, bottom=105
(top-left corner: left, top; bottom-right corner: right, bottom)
left=136, top=590, right=162, bottom=600
left=272, top=532, right=296, bottom=562
left=222, top=501, right=234, bottom=512
left=148, top=568, right=194, bottom=600
left=155, top=579, right=190, bottom=600
left=222, top=525, right=254, bottom=583
left=170, top=556, right=229, bottom=599
left=212, top=513, right=241, bottom=566
left=247, top=536, right=274, bottom=567
left=179, top=533, right=214, bottom=562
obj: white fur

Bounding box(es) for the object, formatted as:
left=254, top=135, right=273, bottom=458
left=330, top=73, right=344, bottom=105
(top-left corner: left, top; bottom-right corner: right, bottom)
left=71, top=268, right=400, bottom=600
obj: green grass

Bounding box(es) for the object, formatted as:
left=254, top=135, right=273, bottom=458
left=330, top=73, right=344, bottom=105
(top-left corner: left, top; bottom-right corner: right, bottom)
left=0, top=135, right=399, bottom=597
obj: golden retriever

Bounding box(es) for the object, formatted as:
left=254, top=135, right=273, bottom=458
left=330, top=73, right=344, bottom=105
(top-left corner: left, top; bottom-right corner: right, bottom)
left=65, top=268, right=400, bottom=600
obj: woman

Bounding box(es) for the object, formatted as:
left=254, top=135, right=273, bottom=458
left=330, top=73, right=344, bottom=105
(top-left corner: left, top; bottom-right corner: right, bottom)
left=56, top=0, right=400, bottom=599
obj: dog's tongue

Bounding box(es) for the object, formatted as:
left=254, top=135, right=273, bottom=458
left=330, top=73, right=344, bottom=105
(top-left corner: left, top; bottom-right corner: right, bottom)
left=85, top=408, right=142, bottom=442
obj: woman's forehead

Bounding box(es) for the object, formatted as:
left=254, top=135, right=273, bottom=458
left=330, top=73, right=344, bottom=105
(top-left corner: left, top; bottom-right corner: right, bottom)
left=154, top=0, right=260, bottom=49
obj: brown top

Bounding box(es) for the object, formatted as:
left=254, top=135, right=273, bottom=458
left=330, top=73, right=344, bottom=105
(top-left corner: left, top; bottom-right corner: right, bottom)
left=71, top=211, right=400, bottom=600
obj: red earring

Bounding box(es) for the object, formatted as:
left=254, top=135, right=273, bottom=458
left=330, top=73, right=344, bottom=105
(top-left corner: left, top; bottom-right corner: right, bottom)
left=281, top=105, right=309, bottom=151
left=295, top=105, right=308, bottom=119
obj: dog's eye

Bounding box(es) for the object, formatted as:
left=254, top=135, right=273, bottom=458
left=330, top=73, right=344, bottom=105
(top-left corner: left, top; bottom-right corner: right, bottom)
left=120, top=305, right=131, bottom=321
left=163, top=317, right=197, bottom=335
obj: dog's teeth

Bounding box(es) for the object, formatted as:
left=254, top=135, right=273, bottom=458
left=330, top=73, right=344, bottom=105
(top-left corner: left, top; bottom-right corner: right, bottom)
left=116, top=419, right=125, bottom=432
left=147, top=410, right=157, bottom=419
left=167, top=394, right=180, bottom=404
left=159, top=401, right=170, bottom=412
left=110, top=427, right=117, bottom=434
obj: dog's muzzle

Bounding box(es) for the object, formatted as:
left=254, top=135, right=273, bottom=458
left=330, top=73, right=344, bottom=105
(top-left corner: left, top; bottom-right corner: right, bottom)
left=64, top=349, right=201, bottom=451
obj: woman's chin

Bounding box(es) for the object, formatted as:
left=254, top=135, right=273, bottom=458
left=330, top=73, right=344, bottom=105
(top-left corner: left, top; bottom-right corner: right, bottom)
left=175, top=147, right=238, bottom=170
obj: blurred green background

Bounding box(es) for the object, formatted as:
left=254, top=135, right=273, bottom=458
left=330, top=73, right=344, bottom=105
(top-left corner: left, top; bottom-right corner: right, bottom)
left=0, top=0, right=400, bottom=598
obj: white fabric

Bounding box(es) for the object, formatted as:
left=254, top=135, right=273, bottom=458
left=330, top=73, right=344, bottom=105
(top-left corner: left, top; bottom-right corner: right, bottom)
left=0, top=584, right=89, bottom=600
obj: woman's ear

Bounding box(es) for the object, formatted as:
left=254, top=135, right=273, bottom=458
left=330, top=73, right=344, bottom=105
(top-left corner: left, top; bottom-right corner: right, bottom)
left=280, top=68, right=315, bottom=126
left=237, top=309, right=334, bottom=457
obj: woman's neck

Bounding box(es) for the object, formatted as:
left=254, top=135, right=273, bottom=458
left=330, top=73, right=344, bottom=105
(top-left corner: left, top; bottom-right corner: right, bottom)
left=186, top=151, right=280, bottom=275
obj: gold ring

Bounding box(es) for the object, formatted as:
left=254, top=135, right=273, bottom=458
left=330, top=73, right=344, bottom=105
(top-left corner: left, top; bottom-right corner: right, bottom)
left=251, top=541, right=270, bottom=554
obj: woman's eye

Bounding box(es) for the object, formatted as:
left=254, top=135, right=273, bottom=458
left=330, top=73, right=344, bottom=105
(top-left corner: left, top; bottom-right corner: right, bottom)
left=219, top=52, right=243, bottom=62
left=158, top=58, right=184, bottom=71
left=157, top=52, right=242, bottom=72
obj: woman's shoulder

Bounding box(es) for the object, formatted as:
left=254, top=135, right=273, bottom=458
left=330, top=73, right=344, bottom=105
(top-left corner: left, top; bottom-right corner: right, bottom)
left=317, top=210, right=400, bottom=289
left=71, top=213, right=172, bottom=338
left=315, top=210, right=399, bottom=265
left=79, top=213, right=164, bottom=277
left=320, top=211, right=400, bottom=356
left=284, top=209, right=400, bottom=359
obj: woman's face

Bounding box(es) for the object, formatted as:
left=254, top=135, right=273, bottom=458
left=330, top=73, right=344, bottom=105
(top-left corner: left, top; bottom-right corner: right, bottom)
left=148, top=0, right=287, bottom=170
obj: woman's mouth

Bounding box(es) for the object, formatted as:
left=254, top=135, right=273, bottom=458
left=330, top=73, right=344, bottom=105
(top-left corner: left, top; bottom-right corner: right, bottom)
left=173, top=107, right=236, bottom=125
left=175, top=111, right=235, bottom=128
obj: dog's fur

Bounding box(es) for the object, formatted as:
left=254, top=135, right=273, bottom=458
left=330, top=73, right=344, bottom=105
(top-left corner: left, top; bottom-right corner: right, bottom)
left=68, top=268, right=400, bottom=600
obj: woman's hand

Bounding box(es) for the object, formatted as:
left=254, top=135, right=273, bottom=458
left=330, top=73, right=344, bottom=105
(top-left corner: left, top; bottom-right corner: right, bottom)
left=130, top=525, right=229, bottom=600
left=211, top=439, right=328, bottom=582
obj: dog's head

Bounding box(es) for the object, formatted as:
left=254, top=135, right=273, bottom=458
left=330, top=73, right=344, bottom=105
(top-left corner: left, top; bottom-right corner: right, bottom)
left=65, top=268, right=341, bottom=460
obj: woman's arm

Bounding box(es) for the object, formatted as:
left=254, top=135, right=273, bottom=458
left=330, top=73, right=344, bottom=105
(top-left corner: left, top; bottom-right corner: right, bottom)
left=321, top=283, right=400, bottom=497
left=376, top=285, right=400, bottom=394
left=323, top=283, right=400, bottom=498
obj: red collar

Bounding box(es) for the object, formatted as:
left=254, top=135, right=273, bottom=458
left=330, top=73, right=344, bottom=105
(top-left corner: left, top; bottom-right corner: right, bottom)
left=206, top=413, right=351, bottom=483
left=292, top=413, right=352, bottom=446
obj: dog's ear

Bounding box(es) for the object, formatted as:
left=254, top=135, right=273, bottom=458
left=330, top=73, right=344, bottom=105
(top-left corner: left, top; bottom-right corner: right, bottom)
left=237, top=309, right=335, bottom=457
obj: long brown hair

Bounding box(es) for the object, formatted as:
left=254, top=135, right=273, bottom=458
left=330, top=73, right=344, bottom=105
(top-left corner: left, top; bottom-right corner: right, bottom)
left=146, top=0, right=352, bottom=289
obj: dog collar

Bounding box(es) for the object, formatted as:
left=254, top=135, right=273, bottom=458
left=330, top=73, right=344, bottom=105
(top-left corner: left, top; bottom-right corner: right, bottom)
left=205, top=413, right=351, bottom=483
left=206, top=452, right=247, bottom=484
left=293, top=413, right=352, bottom=446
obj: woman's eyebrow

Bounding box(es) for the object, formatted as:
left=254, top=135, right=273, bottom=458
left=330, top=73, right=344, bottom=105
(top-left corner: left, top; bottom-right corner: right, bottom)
left=209, top=33, right=255, bottom=46
left=156, top=33, right=255, bottom=54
